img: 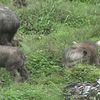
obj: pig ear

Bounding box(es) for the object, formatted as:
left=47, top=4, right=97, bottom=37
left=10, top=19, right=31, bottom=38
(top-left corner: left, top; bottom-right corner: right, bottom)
left=83, top=50, right=87, bottom=56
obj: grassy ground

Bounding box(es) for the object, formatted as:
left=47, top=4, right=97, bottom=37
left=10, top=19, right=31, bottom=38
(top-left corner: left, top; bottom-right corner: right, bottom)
left=0, top=0, right=100, bottom=100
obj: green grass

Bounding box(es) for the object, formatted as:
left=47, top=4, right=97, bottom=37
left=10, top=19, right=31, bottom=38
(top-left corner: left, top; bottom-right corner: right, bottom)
left=0, top=83, right=63, bottom=100
left=0, top=0, right=100, bottom=100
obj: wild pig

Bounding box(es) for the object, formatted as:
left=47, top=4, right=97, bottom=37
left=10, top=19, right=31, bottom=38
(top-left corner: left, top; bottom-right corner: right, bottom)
left=62, top=41, right=100, bottom=67
left=0, top=45, right=28, bottom=82
left=0, top=6, right=20, bottom=46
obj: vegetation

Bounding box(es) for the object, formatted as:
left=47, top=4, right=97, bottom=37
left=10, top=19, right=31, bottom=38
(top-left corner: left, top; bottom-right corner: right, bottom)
left=0, top=0, right=100, bottom=99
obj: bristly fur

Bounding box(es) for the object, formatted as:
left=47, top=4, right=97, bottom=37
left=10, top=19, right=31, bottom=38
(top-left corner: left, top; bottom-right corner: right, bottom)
left=0, top=6, right=20, bottom=46
left=62, top=41, right=99, bottom=67
left=0, top=45, right=28, bottom=82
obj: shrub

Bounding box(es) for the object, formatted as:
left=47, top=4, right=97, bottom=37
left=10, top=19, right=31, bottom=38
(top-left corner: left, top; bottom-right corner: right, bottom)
left=16, top=0, right=54, bottom=35
left=26, top=52, right=58, bottom=77
left=70, top=64, right=100, bottom=82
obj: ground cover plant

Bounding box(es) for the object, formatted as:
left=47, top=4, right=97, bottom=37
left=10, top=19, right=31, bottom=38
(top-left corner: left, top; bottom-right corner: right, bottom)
left=0, top=0, right=100, bottom=100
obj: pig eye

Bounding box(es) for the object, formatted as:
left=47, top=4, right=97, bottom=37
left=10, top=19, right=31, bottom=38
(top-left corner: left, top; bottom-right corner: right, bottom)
left=83, top=50, right=87, bottom=56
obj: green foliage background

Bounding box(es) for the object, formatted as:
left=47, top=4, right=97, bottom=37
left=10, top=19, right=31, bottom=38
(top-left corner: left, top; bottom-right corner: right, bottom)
left=0, top=0, right=100, bottom=100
